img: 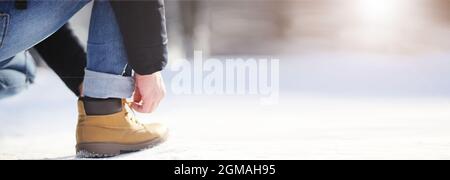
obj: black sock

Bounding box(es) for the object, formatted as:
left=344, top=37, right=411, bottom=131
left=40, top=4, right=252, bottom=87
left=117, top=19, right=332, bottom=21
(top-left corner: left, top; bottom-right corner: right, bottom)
left=81, top=97, right=122, bottom=115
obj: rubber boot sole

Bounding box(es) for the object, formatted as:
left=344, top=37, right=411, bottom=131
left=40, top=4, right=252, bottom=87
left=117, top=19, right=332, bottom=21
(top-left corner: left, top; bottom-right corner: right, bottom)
left=76, top=133, right=168, bottom=158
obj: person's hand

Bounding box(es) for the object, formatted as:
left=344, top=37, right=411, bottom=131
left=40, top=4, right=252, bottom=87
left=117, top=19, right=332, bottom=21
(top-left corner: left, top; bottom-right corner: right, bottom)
left=131, top=71, right=166, bottom=113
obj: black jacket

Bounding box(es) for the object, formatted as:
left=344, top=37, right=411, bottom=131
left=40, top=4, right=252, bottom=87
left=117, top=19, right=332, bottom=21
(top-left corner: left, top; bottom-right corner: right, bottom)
left=110, top=0, right=168, bottom=75
left=34, top=24, right=86, bottom=96
left=18, top=0, right=168, bottom=76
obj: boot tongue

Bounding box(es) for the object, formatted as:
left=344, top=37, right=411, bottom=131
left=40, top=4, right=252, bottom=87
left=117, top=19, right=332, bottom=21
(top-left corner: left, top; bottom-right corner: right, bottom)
left=81, top=97, right=123, bottom=115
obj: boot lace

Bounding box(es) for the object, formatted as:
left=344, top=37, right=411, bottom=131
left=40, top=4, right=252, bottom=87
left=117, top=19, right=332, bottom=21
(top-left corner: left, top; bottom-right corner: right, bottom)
left=125, top=102, right=144, bottom=126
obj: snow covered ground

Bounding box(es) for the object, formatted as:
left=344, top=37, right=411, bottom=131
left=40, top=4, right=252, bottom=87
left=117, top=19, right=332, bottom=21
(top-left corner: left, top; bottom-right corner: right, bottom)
left=2, top=53, right=450, bottom=160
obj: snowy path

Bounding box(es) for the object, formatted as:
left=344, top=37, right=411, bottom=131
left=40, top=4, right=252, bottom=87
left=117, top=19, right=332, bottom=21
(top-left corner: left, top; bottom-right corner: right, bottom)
left=2, top=54, right=450, bottom=160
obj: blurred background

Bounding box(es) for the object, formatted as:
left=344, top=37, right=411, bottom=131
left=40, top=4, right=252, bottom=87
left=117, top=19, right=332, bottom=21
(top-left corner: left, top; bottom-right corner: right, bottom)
left=70, top=0, right=450, bottom=97
left=164, top=0, right=450, bottom=56
left=73, top=0, right=450, bottom=55
left=1, top=0, right=450, bottom=159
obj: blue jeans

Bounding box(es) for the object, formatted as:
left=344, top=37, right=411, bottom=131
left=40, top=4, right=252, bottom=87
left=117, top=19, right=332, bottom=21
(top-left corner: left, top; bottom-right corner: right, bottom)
left=0, top=51, right=35, bottom=99
left=0, top=0, right=134, bottom=99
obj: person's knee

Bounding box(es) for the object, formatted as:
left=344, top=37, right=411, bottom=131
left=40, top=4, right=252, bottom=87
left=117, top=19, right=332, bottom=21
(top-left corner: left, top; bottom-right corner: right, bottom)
left=0, top=69, right=31, bottom=99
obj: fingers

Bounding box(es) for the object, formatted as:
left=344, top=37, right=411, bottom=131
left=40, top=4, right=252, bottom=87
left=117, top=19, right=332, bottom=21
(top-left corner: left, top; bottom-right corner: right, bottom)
left=131, top=89, right=165, bottom=113
left=132, top=88, right=165, bottom=113
left=133, top=86, right=142, bottom=103
left=131, top=102, right=147, bottom=113
left=131, top=99, right=160, bottom=113
left=130, top=71, right=166, bottom=113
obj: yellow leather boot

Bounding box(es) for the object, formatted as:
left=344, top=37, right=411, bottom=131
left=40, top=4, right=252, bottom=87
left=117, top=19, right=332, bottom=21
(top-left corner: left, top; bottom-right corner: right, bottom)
left=76, top=98, right=168, bottom=157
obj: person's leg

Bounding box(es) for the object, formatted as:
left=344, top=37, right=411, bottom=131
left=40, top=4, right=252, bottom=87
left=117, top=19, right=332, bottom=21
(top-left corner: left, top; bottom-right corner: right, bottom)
left=0, top=0, right=167, bottom=157
left=0, top=0, right=91, bottom=61
left=82, top=0, right=134, bottom=99
left=0, top=0, right=90, bottom=99
left=76, top=0, right=168, bottom=157
left=0, top=51, right=36, bottom=99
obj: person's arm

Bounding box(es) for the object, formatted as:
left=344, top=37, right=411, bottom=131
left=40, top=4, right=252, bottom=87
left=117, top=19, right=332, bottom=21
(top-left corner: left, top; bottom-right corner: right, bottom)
left=110, top=0, right=168, bottom=76
left=111, top=0, right=168, bottom=113
left=34, top=24, right=86, bottom=97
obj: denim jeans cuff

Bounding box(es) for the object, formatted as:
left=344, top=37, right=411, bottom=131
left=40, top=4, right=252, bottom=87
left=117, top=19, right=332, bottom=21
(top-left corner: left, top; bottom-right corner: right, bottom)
left=83, top=69, right=134, bottom=99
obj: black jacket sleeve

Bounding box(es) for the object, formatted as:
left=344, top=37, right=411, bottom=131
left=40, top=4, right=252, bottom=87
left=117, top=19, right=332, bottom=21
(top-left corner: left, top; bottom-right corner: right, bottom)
left=34, top=24, right=86, bottom=97
left=110, top=0, right=168, bottom=75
